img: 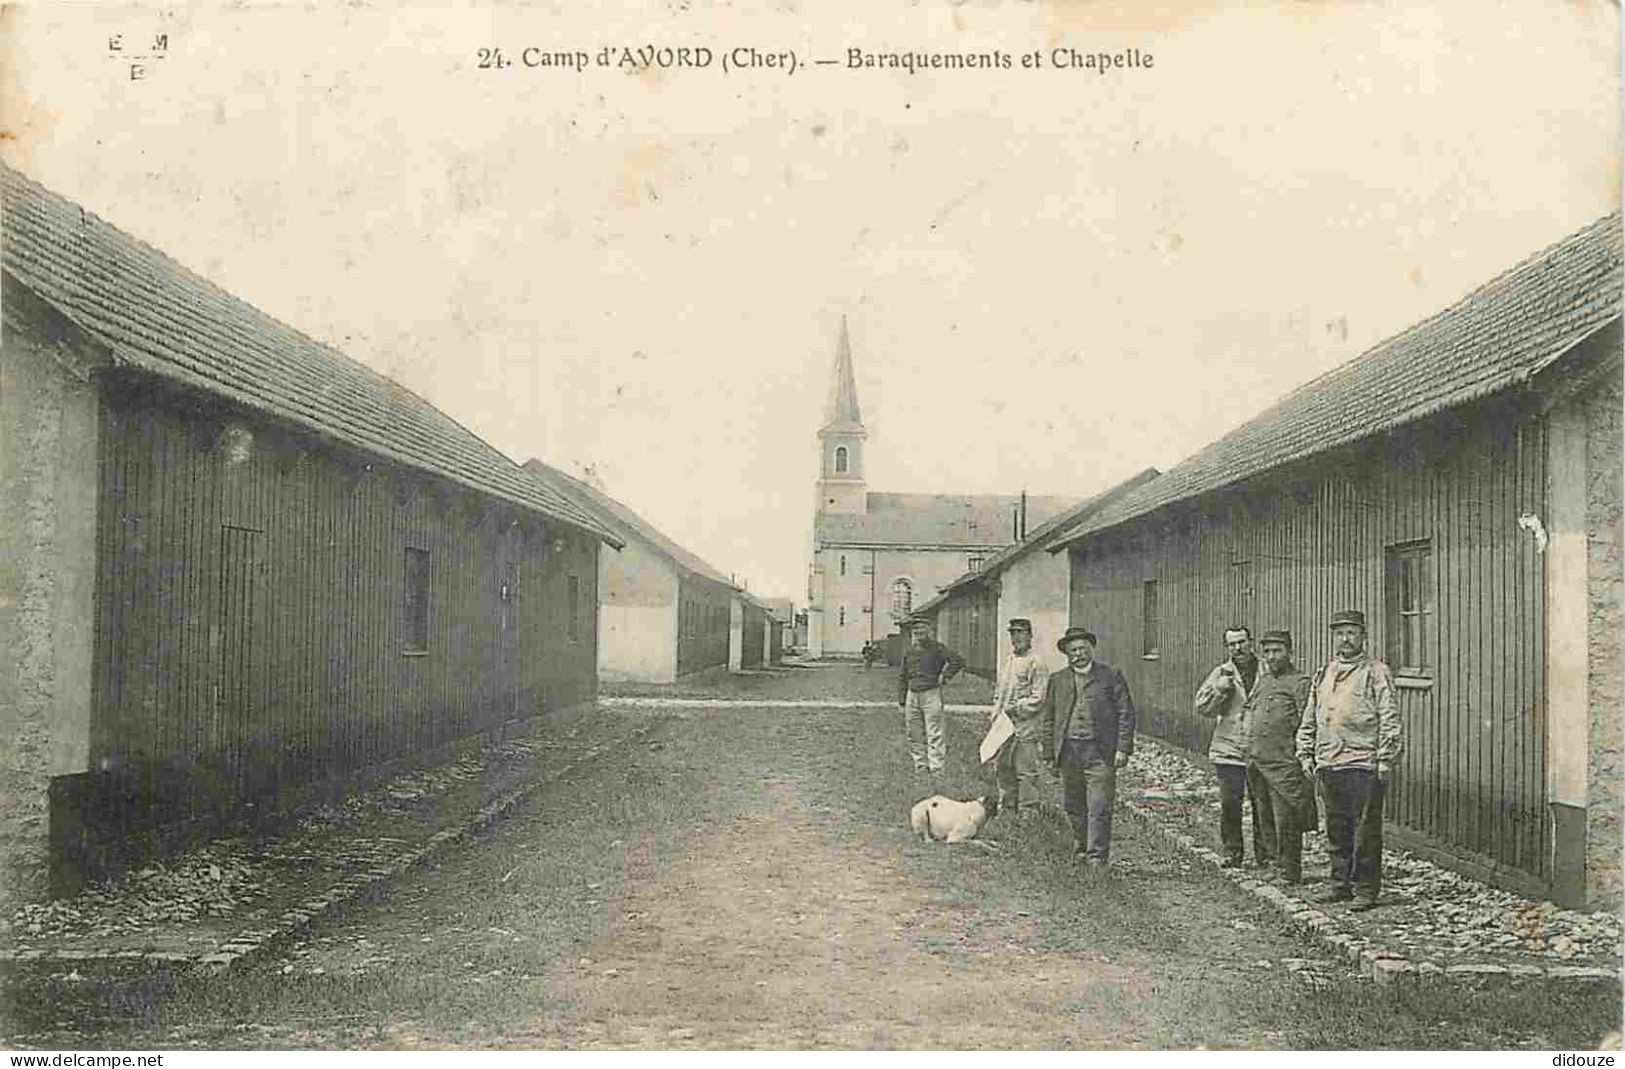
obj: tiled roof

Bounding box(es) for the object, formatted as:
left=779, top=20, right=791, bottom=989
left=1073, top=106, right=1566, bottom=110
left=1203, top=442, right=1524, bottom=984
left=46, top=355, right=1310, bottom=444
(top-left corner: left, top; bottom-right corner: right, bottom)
left=1, top=163, right=620, bottom=547
left=522, top=459, right=737, bottom=589
left=913, top=467, right=1162, bottom=615
left=1051, top=212, right=1624, bottom=549
left=814, top=492, right=1083, bottom=548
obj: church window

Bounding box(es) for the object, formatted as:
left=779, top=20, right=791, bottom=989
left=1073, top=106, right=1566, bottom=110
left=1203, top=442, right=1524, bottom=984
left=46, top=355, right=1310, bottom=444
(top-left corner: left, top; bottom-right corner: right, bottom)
left=839, top=606, right=847, bottom=627
left=840, top=555, right=847, bottom=577
left=834, top=446, right=849, bottom=474
left=889, top=578, right=913, bottom=621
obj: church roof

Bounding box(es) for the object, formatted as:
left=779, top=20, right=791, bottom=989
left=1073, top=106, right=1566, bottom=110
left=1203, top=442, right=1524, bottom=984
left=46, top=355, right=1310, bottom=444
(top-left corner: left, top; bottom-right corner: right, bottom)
left=814, top=492, right=1084, bottom=548
left=819, top=315, right=864, bottom=434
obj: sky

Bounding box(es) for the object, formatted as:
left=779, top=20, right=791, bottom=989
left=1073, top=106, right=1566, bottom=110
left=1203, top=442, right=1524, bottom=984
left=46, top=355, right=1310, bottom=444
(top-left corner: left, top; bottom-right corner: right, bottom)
left=4, top=0, right=1619, bottom=603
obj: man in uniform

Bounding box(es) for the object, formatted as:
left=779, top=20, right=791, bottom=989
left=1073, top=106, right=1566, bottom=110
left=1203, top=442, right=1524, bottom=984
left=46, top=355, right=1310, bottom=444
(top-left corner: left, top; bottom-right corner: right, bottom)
left=1039, top=627, right=1136, bottom=868
left=1193, top=627, right=1274, bottom=868
left=987, top=618, right=1048, bottom=822
left=1296, top=609, right=1402, bottom=911
left=1244, top=629, right=1316, bottom=883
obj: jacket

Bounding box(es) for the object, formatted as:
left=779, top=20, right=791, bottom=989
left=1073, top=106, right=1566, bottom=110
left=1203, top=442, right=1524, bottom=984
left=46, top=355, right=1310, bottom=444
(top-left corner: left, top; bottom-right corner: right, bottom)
left=1193, top=659, right=1263, bottom=765
left=1295, top=654, right=1403, bottom=773
left=898, top=637, right=966, bottom=703
left=1038, top=661, right=1136, bottom=763
left=1242, top=662, right=1311, bottom=765
left=993, top=651, right=1049, bottom=739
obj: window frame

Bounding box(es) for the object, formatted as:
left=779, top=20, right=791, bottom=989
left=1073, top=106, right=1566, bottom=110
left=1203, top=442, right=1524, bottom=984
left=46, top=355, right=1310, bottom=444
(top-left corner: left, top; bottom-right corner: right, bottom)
left=1385, top=539, right=1435, bottom=680
left=403, top=547, right=431, bottom=655
left=1141, top=578, right=1160, bottom=660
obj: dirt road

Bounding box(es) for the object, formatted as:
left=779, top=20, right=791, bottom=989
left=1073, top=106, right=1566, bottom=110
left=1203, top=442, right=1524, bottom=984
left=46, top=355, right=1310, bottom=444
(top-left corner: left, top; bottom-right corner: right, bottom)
left=4, top=667, right=1603, bottom=1049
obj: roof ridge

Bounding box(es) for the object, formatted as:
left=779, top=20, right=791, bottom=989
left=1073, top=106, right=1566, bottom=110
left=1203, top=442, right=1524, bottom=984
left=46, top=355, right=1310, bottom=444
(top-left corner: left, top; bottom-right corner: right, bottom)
left=1, top=161, right=618, bottom=545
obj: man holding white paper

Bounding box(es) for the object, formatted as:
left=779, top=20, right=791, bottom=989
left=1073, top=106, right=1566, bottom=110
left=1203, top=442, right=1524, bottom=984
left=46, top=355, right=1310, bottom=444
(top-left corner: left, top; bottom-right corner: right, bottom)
left=984, top=618, right=1048, bottom=822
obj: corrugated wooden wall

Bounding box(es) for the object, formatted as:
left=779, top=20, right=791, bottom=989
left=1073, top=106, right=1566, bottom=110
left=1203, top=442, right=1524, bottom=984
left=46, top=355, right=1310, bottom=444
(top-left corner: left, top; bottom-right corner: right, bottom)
left=675, top=577, right=731, bottom=677
left=1069, top=402, right=1550, bottom=882
left=92, top=387, right=601, bottom=818
left=741, top=604, right=765, bottom=667
left=935, top=584, right=999, bottom=679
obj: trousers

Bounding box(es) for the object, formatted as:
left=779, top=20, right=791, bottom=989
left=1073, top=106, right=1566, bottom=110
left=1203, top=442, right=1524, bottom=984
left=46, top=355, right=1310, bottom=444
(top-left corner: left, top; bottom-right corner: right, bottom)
left=1248, top=757, right=1316, bottom=880
left=1058, top=737, right=1116, bottom=860
left=903, top=688, right=946, bottom=772
left=993, top=733, right=1041, bottom=814
left=1321, top=767, right=1385, bottom=897
left=1215, top=762, right=1275, bottom=864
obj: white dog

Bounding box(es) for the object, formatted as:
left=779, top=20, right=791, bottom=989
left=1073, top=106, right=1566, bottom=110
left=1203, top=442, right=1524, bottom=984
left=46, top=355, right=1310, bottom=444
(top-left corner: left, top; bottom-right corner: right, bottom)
left=909, top=794, right=993, bottom=844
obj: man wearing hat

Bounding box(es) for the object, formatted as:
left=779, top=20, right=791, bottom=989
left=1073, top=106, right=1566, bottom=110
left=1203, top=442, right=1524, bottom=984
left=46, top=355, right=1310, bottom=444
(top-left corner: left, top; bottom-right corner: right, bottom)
left=1038, top=627, right=1137, bottom=866
left=1243, top=629, right=1316, bottom=883
left=898, top=615, right=966, bottom=775
left=1193, top=626, right=1273, bottom=869
left=1296, top=609, right=1402, bottom=911
left=987, top=618, right=1049, bottom=820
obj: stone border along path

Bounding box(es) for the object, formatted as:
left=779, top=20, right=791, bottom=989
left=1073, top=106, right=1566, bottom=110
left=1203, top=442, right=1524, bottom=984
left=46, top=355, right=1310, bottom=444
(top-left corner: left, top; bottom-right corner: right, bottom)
left=600, top=697, right=991, bottom=712
left=1117, top=738, right=1621, bottom=991
left=0, top=717, right=667, bottom=977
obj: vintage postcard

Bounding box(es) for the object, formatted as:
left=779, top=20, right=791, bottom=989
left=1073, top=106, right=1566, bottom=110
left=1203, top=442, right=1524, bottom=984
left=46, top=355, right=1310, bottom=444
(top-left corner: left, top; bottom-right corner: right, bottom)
left=1, top=0, right=1620, bottom=1053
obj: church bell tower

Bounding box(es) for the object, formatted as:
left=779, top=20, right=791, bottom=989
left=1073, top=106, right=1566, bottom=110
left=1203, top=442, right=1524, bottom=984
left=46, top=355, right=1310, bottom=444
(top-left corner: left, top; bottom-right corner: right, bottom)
left=815, top=316, right=868, bottom=516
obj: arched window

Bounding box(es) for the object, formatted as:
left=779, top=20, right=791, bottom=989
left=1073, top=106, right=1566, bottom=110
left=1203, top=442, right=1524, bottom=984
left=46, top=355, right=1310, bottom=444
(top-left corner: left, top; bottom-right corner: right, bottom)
left=838, top=606, right=847, bottom=627
left=889, top=577, right=913, bottom=621
left=834, top=446, right=849, bottom=474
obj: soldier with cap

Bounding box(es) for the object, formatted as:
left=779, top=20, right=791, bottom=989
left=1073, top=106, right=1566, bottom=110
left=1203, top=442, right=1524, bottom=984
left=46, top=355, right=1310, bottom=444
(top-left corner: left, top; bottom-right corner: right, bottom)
left=1038, top=627, right=1137, bottom=867
left=898, top=614, right=966, bottom=775
left=987, top=618, right=1049, bottom=821
left=1296, top=609, right=1402, bottom=911
left=1243, top=629, right=1315, bottom=883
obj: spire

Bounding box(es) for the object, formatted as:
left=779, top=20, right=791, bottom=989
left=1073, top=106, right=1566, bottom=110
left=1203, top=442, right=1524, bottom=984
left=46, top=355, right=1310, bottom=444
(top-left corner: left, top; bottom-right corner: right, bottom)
left=821, top=315, right=863, bottom=432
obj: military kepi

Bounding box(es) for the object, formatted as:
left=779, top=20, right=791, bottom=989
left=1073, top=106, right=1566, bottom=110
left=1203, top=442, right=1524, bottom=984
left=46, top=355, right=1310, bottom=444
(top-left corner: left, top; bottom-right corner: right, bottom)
left=1260, top=628, right=1293, bottom=647
left=1007, top=618, right=1032, bottom=631
left=1328, top=609, right=1366, bottom=630
left=1056, top=626, right=1097, bottom=651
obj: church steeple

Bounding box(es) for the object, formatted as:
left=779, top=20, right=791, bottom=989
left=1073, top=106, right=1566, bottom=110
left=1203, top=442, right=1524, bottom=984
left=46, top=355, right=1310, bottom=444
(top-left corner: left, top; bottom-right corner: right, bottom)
left=815, top=316, right=868, bottom=516
left=821, top=315, right=864, bottom=433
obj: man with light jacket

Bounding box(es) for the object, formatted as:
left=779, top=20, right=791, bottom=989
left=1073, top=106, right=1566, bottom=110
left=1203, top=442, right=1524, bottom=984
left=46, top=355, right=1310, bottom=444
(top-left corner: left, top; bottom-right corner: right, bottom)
left=1193, top=627, right=1275, bottom=869
left=987, top=618, right=1048, bottom=822
left=1296, top=609, right=1402, bottom=912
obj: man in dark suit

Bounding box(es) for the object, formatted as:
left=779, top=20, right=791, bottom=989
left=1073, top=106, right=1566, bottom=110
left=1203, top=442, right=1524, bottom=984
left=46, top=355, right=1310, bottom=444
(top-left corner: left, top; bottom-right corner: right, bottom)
left=1039, top=627, right=1137, bottom=867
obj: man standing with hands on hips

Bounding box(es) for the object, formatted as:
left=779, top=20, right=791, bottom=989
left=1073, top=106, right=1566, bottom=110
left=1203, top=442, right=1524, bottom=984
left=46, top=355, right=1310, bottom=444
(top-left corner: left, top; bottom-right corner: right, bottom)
left=1296, top=609, right=1402, bottom=912
left=1039, top=627, right=1136, bottom=869
left=898, top=615, right=965, bottom=776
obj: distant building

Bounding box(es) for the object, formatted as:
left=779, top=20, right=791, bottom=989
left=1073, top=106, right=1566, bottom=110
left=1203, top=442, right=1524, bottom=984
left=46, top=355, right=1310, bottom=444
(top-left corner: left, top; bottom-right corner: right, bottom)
left=1048, top=214, right=1622, bottom=910
left=916, top=467, right=1159, bottom=679
left=760, top=598, right=795, bottom=660
left=805, top=319, right=1083, bottom=657
left=1, top=164, right=621, bottom=904
left=523, top=460, right=738, bottom=683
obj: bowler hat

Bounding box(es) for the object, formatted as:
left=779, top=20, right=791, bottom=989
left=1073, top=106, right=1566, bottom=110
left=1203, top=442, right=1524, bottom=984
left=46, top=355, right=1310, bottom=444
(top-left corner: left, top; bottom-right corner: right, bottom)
left=1007, top=618, right=1032, bottom=631
left=1328, top=609, right=1366, bottom=630
left=1260, top=628, right=1293, bottom=647
left=1056, top=626, right=1097, bottom=651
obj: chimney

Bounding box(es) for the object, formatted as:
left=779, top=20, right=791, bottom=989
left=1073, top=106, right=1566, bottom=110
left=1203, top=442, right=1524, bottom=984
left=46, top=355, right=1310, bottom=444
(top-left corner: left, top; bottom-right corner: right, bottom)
left=1020, top=490, right=1028, bottom=540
